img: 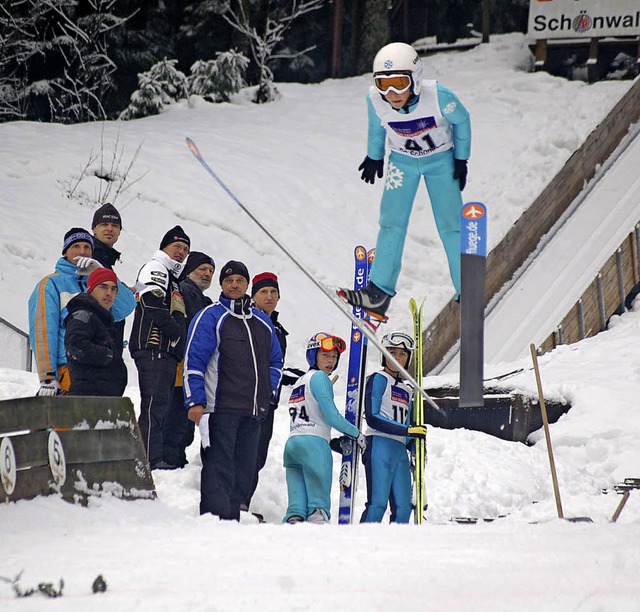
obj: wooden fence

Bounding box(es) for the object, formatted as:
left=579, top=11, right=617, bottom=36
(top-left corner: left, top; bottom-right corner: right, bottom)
left=539, top=226, right=640, bottom=354
left=0, top=396, right=155, bottom=504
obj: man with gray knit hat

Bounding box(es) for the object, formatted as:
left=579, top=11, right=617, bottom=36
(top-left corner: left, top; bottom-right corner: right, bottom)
left=184, top=259, right=283, bottom=520
left=129, top=225, right=190, bottom=470
left=162, top=251, right=215, bottom=468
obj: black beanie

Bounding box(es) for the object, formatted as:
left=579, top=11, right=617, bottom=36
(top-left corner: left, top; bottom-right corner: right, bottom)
left=183, top=251, right=215, bottom=278
left=219, top=260, right=250, bottom=285
left=92, top=203, right=122, bottom=229
left=160, top=225, right=191, bottom=250
left=62, top=227, right=93, bottom=255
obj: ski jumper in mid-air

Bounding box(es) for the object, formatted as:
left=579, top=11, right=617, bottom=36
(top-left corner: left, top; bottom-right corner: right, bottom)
left=360, top=331, right=426, bottom=523
left=339, top=42, right=471, bottom=317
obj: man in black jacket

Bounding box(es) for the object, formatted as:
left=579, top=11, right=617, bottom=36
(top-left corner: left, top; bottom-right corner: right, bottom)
left=64, top=268, right=127, bottom=396
left=129, top=225, right=189, bottom=470
left=162, top=251, right=215, bottom=468
left=90, top=203, right=129, bottom=365
left=243, top=272, right=290, bottom=512
left=91, top=203, right=123, bottom=270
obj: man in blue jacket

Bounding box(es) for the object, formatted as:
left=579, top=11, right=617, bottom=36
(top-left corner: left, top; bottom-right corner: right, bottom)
left=28, top=227, right=136, bottom=396
left=184, top=260, right=283, bottom=521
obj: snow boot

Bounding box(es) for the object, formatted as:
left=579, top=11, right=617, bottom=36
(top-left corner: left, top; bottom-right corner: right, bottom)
left=286, top=515, right=304, bottom=524
left=307, top=509, right=329, bottom=524
left=337, top=282, right=392, bottom=320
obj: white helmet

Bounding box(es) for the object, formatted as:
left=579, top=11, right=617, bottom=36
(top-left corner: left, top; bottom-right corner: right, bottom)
left=372, top=42, right=424, bottom=95
left=381, top=331, right=415, bottom=369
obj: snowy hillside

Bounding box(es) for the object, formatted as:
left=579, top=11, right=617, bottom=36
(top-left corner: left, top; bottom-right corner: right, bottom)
left=0, top=34, right=639, bottom=611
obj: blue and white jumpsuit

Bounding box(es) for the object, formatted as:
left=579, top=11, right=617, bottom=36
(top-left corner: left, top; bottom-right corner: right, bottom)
left=283, top=369, right=359, bottom=522
left=361, top=370, right=413, bottom=523
left=366, top=80, right=471, bottom=297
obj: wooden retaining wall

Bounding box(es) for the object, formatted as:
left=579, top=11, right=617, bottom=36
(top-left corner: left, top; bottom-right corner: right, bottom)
left=539, top=227, right=640, bottom=354
left=0, top=396, right=155, bottom=504
left=423, top=77, right=640, bottom=374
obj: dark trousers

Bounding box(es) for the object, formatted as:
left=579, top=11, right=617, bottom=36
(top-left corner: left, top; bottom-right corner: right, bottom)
left=133, top=351, right=178, bottom=468
left=245, top=406, right=275, bottom=506
left=200, top=412, right=260, bottom=521
left=162, top=385, right=195, bottom=467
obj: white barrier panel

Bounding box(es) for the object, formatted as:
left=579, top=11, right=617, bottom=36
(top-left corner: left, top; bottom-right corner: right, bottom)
left=0, top=319, right=31, bottom=371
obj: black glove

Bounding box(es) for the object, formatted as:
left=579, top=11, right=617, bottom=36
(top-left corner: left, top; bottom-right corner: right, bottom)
left=330, top=435, right=353, bottom=454
left=407, top=424, right=427, bottom=439
left=453, top=158, right=468, bottom=191
left=358, top=156, right=384, bottom=184
left=281, top=367, right=306, bottom=386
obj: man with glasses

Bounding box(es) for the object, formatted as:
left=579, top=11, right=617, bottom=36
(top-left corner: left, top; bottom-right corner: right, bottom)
left=162, top=251, right=216, bottom=469
left=339, top=42, right=471, bottom=317
left=360, top=331, right=426, bottom=523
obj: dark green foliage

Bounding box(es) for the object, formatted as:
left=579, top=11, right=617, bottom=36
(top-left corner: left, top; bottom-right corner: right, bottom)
left=0, top=0, right=125, bottom=123
left=0, top=0, right=535, bottom=122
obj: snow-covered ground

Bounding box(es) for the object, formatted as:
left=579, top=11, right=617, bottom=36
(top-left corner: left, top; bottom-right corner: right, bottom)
left=1, top=33, right=639, bottom=610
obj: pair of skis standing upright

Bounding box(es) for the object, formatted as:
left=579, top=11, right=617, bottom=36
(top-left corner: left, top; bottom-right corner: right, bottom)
left=336, top=246, right=428, bottom=525
left=337, top=200, right=488, bottom=525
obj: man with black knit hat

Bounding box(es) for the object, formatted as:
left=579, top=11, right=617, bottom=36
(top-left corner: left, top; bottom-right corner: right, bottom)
left=184, top=259, right=284, bottom=520
left=91, top=203, right=123, bottom=269
left=90, top=202, right=134, bottom=373
left=129, top=225, right=190, bottom=469
left=162, top=251, right=215, bottom=468
left=28, top=227, right=136, bottom=396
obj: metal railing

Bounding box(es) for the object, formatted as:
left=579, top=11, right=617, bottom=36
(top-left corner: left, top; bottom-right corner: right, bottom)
left=0, top=316, right=32, bottom=372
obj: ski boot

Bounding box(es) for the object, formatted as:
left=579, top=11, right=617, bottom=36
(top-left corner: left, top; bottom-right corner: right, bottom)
left=337, top=282, right=391, bottom=323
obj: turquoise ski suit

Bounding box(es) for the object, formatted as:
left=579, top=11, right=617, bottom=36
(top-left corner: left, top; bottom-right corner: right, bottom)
left=365, top=80, right=471, bottom=297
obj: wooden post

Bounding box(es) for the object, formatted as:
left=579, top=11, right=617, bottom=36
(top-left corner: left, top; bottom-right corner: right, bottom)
left=330, top=0, right=343, bottom=78
left=530, top=344, right=564, bottom=519
left=587, top=38, right=600, bottom=83
left=482, top=0, right=490, bottom=43
left=534, top=39, right=548, bottom=71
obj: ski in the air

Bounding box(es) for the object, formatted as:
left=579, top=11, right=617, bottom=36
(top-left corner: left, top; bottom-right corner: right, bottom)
left=185, top=137, right=445, bottom=416
left=335, top=288, right=389, bottom=327
left=338, top=246, right=374, bottom=524
left=409, top=297, right=427, bottom=524
left=459, top=202, right=487, bottom=408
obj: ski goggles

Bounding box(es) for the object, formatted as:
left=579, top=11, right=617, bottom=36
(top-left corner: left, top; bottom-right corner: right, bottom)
left=308, top=334, right=347, bottom=353
left=373, top=73, right=412, bottom=95
left=382, top=332, right=415, bottom=352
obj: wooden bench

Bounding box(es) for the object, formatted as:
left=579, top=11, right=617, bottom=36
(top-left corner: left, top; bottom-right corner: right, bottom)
left=0, top=396, right=155, bottom=504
